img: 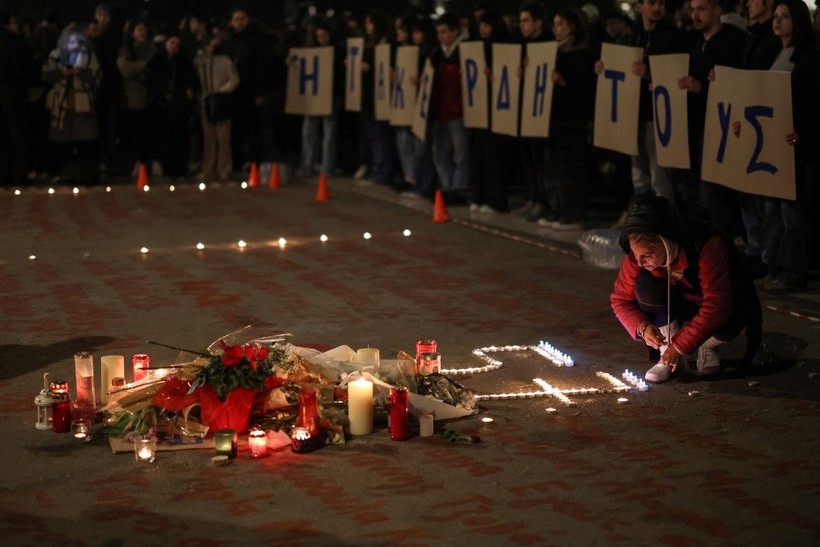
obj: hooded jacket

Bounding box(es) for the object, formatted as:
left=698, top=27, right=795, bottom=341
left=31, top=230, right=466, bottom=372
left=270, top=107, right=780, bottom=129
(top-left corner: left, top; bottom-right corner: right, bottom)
left=611, top=197, right=761, bottom=362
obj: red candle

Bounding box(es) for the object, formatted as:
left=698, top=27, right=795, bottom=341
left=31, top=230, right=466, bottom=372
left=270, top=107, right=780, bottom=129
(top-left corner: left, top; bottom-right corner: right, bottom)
left=248, top=427, right=268, bottom=458
left=50, top=380, right=71, bottom=433
left=389, top=387, right=409, bottom=441
left=299, top=388, right=319, bottom=435
left=132, top=354, right=150, bottom=382
left=415, top=339, right=437, bottom=374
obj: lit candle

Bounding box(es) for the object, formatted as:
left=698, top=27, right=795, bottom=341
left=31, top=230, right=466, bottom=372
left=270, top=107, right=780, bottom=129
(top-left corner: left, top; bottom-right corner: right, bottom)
left=248, top=428, right=268, bottom=458
left=100, top=355, right=125, bottom=404
left=71, top=418, right=92, bottom=443
left=348, top=379, right=373, bottom=435
left=291, top=427, right=313, bottom=453
left=355, top=347, right=380, bottom=369
left=132, top=354, right=150, bottom=382
left=73, top=352, right=96, bottom=413
left=134, top=438, right=156, bottom=463
left=214, top=429, right=238, bottom=458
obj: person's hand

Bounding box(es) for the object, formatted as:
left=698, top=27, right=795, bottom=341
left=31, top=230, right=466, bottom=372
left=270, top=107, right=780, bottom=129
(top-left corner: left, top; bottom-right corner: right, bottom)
left=661, top=345, right=685, bottom=372
left=786, top=131, right=799, bottom=146
left=361, top=61, right=371, bottom=73
left=632, top=61, right=647, bottom=78
left=678, top=75, right=701, bottom=93
left=551, top=70, right=565, bottom=86
left=594, top=60, right=604, bottom=75
left=642, top=323, right=664, bottom=350
left=708, top=68, right=715, bottom=82
left=254, top=95, right=265, bottom=106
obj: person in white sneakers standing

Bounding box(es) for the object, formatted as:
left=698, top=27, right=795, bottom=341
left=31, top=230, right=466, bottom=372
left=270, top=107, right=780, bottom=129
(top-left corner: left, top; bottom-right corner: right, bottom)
left=610, top=196, right=762, bottom=382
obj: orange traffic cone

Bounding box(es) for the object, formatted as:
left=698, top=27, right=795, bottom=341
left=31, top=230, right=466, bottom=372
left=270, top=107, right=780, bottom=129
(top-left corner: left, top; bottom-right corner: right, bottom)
left=136, top=162, right=149, bottom=190
left=315, top=173, right=330, bottom=201
left=248, top=162, right=260, bottom=187
left=268, top=163, right=281, bottom=188
left=433, top=189, right=451, bottom=223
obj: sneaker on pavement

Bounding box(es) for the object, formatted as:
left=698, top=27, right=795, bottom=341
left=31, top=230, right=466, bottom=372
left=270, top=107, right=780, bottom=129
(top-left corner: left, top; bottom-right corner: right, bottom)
left=552, top=219, right=587, bottom=231
left=353, top=164, right=370, bottom=180
left=469, top=203, right=481, bottom=212
left=696, top=346, right=720, bottom=376
left=478, top=204, right=498, bottom=214
left=512, top=201, right=535, bottom=216
left=645, top=362, right=673, bottom=383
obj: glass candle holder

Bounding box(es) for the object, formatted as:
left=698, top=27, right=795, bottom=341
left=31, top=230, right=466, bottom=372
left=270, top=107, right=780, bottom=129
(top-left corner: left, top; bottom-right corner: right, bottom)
left=214, top=428, right=238, bottom=459
left=415, top=339, right=437, bottom=374
left=248, top=427, right=268, bottom=458
left=134, top=438, right=156, bottom=463
left=71, top=418, right=93, bottom=443
left=419, top=352, right=441, bottom=376
left=290, top=426, right=313, bottom=454
left=50, top=380, right=71, bottom=433
left=100, top=355, right=125, bottom=405
left=74, top=352, right=96, bottom=412
left=299, top=388, right=319, bottom=435
left=132, top=354, right=150, bottom=383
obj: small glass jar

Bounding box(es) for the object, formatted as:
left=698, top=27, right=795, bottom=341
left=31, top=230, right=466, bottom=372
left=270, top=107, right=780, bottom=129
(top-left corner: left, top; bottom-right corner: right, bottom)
left=134, top=438, right=156, bottom=463
left=248, top=427, right=268, bottom=458
left=71, top=418, right=93, bottom=443
left=214, top=428, right=238, bottom=458
left=419, top=352, right=441, bottom=376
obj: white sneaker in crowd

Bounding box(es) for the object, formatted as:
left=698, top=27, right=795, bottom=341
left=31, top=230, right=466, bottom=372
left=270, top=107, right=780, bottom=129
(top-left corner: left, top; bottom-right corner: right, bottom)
left=353, top=164, right=369, bottom=180
left=478, top=205, right=497, bottom=214
left=645, top=362, right=673, bottom=383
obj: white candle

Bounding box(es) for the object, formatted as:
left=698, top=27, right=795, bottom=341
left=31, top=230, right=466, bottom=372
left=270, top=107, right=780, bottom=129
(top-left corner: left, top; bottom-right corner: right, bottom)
left=348, top=379, right=373, bottom=435
left=419, top=413, right=434, bottom=437
left=355, top=347, right=380, bottom=368
left=100, top=355, right=125, bottom=404
left=138, top=447, right=153, bottom=460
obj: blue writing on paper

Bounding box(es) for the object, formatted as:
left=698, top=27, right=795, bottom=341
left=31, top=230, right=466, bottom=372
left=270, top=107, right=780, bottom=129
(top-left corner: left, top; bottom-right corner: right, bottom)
left=299, top=55, right=319, bottom=95
left=653, top=85, right=672, bottom=147
left=377, top=61, right=386, bottom=100
left=393, top=67, right=405, bottom=109
left=348, top=46, right=360, bottom=92
left=716, top=102, right=732, bottom=164
left=419, top=73, right=430, bottom=118
left=465, top=59, right=478, bottom=108
left=744, top=105, right=777, bottom=174
left=604, top=69, right=625, bottom=123
left=532, top=62, right=548, bottom=117
left=497, top=66, right=510, bottom=110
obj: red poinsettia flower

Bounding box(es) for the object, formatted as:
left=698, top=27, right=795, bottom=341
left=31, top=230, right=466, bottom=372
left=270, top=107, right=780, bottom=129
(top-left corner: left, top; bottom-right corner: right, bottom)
left=244, top=345, right=269, bottom=371
left=219, top=340, right=245, bottom=367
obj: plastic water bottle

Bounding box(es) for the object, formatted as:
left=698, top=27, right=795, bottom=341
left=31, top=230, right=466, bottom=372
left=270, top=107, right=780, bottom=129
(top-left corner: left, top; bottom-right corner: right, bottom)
left=578, top=229, right=624, bottom=270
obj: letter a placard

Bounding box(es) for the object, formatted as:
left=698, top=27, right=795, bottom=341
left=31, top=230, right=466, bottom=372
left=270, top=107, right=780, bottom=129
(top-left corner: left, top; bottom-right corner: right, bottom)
left=702, top=66, right=795, bottom=200
left=520, top=41, right=556, bottom=138
left=593, top=43, right=642, bottom=155
left=285, top=46, right=333, bottom=116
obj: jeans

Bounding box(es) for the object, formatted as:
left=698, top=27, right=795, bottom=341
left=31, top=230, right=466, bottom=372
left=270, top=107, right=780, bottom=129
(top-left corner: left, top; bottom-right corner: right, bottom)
left=431, top=117, right=469, bottom=193
left=301, top=109, right=338, bottom=175
left=632, top=121, right=674, bottom=201
left=396, top=127, right=417, bottom=182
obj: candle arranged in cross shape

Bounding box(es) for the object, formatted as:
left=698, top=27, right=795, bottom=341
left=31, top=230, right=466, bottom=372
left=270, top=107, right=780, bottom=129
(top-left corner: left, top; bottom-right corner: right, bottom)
left=348, top=378, right=373, bottom=435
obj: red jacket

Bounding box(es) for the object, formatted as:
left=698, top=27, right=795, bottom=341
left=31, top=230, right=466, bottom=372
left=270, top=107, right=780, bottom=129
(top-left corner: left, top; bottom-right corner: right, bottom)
left=610, top=236, right=734, bottom=355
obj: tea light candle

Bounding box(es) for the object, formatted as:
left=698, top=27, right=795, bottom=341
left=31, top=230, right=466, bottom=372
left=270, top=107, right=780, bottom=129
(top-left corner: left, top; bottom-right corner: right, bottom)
left=134, top=438, right=156, bottom=463
left=71, top=419, right=92, bottom=442
left=348, top=378, right=373, bottom=435
left=355, top=347, right=380, bottom=369
left=100, top=355, right=125, bottom=404
left=214, top=429, right=238, bottom=458
left=248, top=427, right=268, bottom=458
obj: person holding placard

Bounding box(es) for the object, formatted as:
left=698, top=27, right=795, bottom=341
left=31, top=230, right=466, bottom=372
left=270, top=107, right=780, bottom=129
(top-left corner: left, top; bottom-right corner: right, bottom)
left=514, top=1, right=553, bottom=222
left=611, top=196, right=762, bottom=383
left=541, top=9, right=596, bottom=230
left=297, top=20, right=344, bottom=180
left=677, top=0, right=746, bottom=234
left=469, top=10, right=515, bottom=214
left=595, top=0, right=690, bottom=227
left=753, top=0, right=820, bottom=293
left=428, top=12, right=470, bottom=204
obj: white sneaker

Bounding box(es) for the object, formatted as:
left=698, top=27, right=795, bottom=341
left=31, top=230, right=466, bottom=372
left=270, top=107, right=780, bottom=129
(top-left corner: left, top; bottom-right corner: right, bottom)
left=479, top=205, right=498, bottom=214
left=513, top=201, right=535, bottom=216
left=469, top=203, right=481, bottom=212
left=645, top=362, right=673, bottom=383
left=697, top=346, right=720, bottom=376
left=353, top=164, right=369, bottom=180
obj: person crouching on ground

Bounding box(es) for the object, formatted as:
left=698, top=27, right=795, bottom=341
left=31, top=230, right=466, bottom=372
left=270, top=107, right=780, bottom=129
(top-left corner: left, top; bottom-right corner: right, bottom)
left=610, top=196, right=762, bottom=383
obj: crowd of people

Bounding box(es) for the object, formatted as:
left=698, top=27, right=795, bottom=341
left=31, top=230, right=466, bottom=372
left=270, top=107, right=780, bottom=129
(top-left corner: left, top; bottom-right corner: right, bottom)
left=1, top=1, right=819, bottom=294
